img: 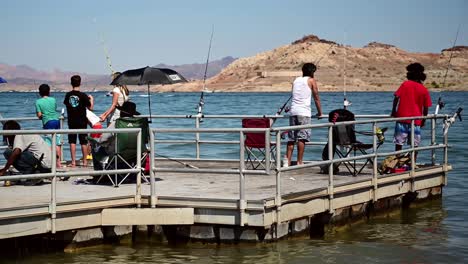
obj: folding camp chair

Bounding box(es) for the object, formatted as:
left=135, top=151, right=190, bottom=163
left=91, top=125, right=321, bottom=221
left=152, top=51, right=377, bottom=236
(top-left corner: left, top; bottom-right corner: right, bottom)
left=98, top=117, right=150, bottom=186
left=322, top=109, right=387, bottom=176
left=242, top=118, right=276, bottom=170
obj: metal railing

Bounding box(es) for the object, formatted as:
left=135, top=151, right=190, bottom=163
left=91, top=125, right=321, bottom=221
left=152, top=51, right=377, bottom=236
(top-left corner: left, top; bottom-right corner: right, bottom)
left=0, top=113, right=452, bottom=229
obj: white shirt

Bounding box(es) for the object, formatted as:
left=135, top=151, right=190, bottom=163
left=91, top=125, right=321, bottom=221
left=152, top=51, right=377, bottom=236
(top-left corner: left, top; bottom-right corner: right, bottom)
left=289, top=76, right=311, bottom=117
left=13, top=135, right=52, bottom=169
left=86, top=109, right=100, bottom=126
left=110, top=87, right=129, bottom=122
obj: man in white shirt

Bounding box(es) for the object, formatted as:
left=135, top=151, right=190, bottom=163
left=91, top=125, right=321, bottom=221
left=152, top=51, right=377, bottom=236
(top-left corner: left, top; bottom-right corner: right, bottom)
left=286, top=63, right=323, bottom=166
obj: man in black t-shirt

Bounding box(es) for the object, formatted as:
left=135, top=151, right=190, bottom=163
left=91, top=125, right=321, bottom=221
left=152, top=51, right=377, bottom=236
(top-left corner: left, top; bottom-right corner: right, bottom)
left=64, top=75, right=92, bottom=167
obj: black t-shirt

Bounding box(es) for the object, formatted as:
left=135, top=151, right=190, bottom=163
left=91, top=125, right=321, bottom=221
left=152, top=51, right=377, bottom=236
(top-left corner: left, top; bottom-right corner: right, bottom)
left=63, top=90, right=90, bottom=128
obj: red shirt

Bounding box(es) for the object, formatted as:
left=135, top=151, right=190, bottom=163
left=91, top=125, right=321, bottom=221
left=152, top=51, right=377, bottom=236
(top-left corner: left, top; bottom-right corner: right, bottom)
left=395, top=80, right=432, bottom=126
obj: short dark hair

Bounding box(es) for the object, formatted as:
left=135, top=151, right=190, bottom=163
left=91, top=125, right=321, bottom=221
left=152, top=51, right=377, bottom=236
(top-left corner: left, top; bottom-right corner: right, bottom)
left=71, top=75, right=81, bottom=88
left=38, top=84, right=50, bottom=97
left=302, top=63, right=317, bottom=77
left=2, top=120, right=21, bottom=144
left=406, top=62, right=426, bottom=83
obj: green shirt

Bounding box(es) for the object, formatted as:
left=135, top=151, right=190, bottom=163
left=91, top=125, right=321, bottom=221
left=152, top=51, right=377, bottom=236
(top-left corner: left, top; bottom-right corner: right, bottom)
left=35, top=97, right=59, bottom=126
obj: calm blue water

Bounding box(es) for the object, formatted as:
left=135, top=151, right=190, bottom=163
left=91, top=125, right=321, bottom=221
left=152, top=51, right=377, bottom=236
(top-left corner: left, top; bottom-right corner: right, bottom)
left=1, top=91, right=467, bottom=263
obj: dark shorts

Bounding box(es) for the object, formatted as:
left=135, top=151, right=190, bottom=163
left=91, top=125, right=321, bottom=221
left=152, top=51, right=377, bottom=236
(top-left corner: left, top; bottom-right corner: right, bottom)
left=68, top=122, right=88, bottom=145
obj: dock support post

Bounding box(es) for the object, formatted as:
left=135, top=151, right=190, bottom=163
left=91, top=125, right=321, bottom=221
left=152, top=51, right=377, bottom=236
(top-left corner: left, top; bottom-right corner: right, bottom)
left=410, top=120, right=415, bottom=192
left=150, top=131, right=156, bottom=208
left=431, top=117, right=436, bottom=165
left=195, top=116, right=200, bottom=159
left=265, top=129, right=271, bottom=174
left=372, top=122, right=378, bottom=201
left=443, top=127, right=449, bottom=185
left=275, top=131, right=282, bottom=224
left=50, top=132, right=57, bottom=233
left=239, top=131, right=246, bottom=226
left=136, top=130, right=142, bottom=208
left=327, top=126, right=334, bottom=213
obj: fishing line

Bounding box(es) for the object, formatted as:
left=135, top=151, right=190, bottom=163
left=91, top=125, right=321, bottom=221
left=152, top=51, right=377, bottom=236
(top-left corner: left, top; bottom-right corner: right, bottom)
left=154, top=153, right=199, bottom=169
left=195, top=25, right=215, bottom=123
left=435, top=25, right=461, bottom=115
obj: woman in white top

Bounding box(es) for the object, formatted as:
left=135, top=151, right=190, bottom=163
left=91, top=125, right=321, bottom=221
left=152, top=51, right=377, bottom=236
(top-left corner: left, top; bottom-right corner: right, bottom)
left=100, top=72, right=130, bottom=124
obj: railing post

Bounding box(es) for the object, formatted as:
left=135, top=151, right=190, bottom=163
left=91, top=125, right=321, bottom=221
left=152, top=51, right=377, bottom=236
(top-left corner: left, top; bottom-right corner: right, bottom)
left=195, top=116, right=200, bottom=159
left=275, top=130, right=282, bottom=224
left=372, top=122, right=378, bottom=201
left=150, top=130, right=157, bottom=208
left=327, top=126, right=334, bottom=213
left=136, top=129, right=142, bottom=208
left=59, top=116, right=64, bottom=163
left=239, top=131, right=246, bottom=226
left=431, top=117, right=436, bottom=165
left=50, top=132, right=57, bottom=234
left=265, top=129, right=271, bottom=174
left=443, top=123, right=449, bottom=186
left=410, top=120, right=415, bottom=192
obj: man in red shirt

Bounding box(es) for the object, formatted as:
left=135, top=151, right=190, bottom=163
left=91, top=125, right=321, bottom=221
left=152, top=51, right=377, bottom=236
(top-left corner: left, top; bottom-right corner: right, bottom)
left=391, top=63, right=432, bottom=161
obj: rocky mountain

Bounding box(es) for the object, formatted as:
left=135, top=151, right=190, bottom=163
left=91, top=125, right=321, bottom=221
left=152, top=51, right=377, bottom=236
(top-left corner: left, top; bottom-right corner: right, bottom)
left=189, top=34, right=467, bottom=92
left=0, top=56, right=236, bottom=92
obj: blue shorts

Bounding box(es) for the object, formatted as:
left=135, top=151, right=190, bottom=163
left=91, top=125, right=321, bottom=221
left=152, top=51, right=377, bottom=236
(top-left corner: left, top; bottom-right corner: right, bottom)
left=393, top=122, right=421, bottom=146
left=288, top=115, right=311, bottom=142
left=43, top=120, right=62, bottom=146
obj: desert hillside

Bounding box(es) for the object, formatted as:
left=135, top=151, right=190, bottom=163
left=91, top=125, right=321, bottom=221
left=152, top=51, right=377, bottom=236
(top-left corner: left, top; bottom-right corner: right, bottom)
left=165, top=35, right=468, bottom=92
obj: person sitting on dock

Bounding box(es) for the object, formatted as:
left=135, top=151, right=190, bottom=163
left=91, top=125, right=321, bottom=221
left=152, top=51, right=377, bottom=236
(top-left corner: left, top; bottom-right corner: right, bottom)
left=286, top=63, right=323, bottom=166
left=0, top=120, right=52, bottom=184
left=391, top=62, right=432, bottom=162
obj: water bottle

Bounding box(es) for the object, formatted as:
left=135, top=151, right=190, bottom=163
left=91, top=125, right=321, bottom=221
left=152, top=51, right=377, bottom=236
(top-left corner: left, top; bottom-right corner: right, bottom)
left=283, top=156, right=289, bottom=167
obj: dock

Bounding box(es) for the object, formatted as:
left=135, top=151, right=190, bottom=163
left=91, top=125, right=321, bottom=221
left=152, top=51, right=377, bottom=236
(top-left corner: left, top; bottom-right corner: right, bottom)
left=0, top=113, right=454, bottom=247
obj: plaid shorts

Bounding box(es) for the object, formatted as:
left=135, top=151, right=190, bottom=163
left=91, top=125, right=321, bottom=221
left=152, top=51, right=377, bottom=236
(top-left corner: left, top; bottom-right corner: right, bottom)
left=288, top=115, right=311, bottom=142
left=393, top=122, right=421, bottom=146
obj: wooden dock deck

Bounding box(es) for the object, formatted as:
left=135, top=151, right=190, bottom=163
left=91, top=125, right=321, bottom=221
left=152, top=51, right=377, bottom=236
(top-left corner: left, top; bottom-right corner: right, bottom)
left=0, top=159, right=449, bottom=242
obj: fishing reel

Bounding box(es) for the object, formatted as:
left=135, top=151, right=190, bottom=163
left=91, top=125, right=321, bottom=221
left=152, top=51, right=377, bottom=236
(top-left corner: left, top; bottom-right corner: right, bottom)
left=435, top=97, right=445, bottom=115
left=443, top=107, right=463, bottom=136
left=343, top=98, right=352, bottom=109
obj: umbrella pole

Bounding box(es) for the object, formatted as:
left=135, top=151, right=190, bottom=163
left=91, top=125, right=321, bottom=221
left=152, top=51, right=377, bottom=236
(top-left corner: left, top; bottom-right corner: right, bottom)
left=147, top=84, right=152, bottom=123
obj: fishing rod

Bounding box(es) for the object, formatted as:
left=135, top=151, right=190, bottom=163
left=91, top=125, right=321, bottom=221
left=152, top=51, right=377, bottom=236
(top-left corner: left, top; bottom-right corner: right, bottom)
left=195, top=25, right=215, bottom=123
left=154, top=153, right=199, bottom=169
left=342, top=33, right=351, bottom=110
left=443, top=106, right=463, bottom=136
left=436, top=25, right=460, bottom=115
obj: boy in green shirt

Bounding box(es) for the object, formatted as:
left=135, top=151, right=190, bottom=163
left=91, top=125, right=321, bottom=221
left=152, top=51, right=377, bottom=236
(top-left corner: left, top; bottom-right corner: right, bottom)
left=35, top=84, right=62, bottom=168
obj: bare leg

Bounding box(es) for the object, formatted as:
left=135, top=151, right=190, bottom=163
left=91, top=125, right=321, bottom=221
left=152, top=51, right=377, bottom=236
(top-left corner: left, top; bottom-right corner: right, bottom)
left=297, top=140, right=305, bottom=165
left=56, top=145, right=62, bottom=168
left=80, top=144, right=88, bottom=166
left=286, top=142, right=295, bottom=166
left=395, top=144, right=402, bottom=152
left=70, top=143, right=76, bottom=167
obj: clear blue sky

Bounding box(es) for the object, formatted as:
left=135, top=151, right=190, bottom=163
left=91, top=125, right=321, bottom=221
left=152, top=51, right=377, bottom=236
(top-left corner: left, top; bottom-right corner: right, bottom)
left=1, top=0, right=467, bottom=74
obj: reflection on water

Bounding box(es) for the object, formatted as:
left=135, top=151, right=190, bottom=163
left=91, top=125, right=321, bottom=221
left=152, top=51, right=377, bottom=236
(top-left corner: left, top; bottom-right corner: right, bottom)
left=1, top=91, right=467, bottom=263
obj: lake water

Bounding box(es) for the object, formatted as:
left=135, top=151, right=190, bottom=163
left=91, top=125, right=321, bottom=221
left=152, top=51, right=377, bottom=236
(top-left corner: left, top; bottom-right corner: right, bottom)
left=0, top=91, right=467, bottom=263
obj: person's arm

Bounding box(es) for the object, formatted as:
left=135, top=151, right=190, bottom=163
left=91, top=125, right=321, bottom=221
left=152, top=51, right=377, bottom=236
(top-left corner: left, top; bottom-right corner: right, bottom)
left=0, top=148, right=21, bottom=176
left=35, top=101, right=43, bottom=119
left=391, top=96, right=399, bottom=117
left=88, top=95, right=94, bottom=111
left=421, top=106, right=429, bottom=127
left=100, top=92, right=119, bottom=121
left=309, top=78, right=322, bottom=117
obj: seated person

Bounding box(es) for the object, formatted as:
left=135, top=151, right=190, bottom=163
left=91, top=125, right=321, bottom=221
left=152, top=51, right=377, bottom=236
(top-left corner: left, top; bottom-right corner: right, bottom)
left=90, top=101, right=141, bottom=171
left=0, top=120, right=52, bottom=184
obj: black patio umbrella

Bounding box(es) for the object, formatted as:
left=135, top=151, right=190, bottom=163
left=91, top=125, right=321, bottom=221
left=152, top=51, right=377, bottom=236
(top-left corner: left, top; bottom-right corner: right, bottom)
left=110, top=66, right=188, bottom=121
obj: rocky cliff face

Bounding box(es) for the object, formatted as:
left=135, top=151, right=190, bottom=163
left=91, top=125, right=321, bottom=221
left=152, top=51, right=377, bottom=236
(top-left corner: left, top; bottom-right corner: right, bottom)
left=198, top=34, right=468, bottom=92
